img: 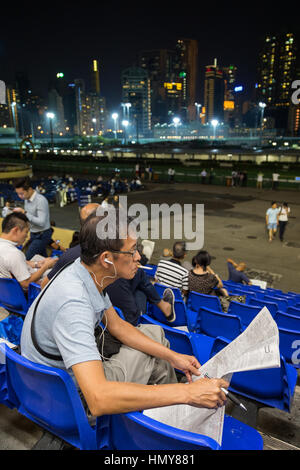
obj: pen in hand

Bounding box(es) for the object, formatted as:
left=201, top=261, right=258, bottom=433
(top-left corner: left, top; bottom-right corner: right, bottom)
left=204, top=373, right=247, bottom=412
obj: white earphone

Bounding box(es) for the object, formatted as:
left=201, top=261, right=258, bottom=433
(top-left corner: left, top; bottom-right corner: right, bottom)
left=104, top=258, right=113, bottom=265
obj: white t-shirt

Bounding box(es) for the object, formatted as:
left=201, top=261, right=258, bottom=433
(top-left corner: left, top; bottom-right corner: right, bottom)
left=0, top=238, right=31, bottom=282
left=272, top=173, right=280, bottom=181
left=278, top=206, right=290, bottom=222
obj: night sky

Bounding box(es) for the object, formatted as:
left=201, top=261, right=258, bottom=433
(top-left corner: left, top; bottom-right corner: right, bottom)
left=1, top=2, right=299, bottom=110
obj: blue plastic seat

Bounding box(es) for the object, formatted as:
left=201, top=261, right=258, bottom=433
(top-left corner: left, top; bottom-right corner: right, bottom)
left=154, top=282, right=183, bottom=301
left=249, top=298, right=278, bottom=317
left=0, top=278, right=29, bottom=316
left=0, top=279, right=42, bottom=316
left=148, top=298, right=188, bottom=328
left=287, top=306, right=300, bottom=317
left=108, top=411, right=263, bottom=450
left=278, top=327, right=300, bottom=368
left=264, top=295, right=288, bottom=312
left=275, top=311, right=300, bottom=331
left=227, top=301, right=261, bottom=328
left=144, top=264, right=157, bottom=278
left=0, top=344, right=107, bottom=450
left=197, top=307, right=244, bottom=341
left=187, top=291, right=223, bottom=313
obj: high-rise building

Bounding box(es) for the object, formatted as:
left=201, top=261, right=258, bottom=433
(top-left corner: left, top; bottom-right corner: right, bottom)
left=121, top=67, right=151, bottom=137
left=91, top=59, right=101, bottom=96
left=139, top=49, right=175, bottom=124
left=175, top=39, right=198, bottom=121
left=256, top=32, right=297, bottom=129
left=203, top=59, right=224, bottom=123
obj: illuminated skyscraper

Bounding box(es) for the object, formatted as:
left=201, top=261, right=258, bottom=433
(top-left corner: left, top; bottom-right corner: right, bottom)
left=204, top=59, right=224, bottom=123
left=256, top=32, right=297, bottom=128
left=91, top=59, right=100, bottom=96
left=175, top=39, right=198, bottom=121
left=121, top=67, right=151, bottom=137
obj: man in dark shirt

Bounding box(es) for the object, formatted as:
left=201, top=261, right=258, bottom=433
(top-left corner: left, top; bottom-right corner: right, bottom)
left=227, top=258, right=251, bottom=285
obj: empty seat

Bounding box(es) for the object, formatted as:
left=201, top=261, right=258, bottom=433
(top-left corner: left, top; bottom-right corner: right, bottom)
left=148, top=298, right=188, bottom=328
left=287, top=306, right=300, bottom=317
left=264, top=295, right=288, bottom=313
left=187, top=291, right=223, bottom=313
left=249, top=298, right=278, bottom=317
left=227, top=301, right=261, bottom=327
left=198, top=307, right=244, bottom=341
left=278, top=327, right=300, bottom=368
left=275, top=311, right=300, bottom=331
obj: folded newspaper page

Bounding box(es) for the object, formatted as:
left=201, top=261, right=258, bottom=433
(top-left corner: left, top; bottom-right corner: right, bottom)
left=144, top=307, right=280, bottom=446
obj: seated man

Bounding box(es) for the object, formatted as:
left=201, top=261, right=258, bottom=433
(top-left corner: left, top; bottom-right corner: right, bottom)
left=105, top=266, right=176, bottom=325
left=21, top=209, right=228, bottom=419
left=227, top=258, right=251, bottom=285
left=0, top=213, right=57, bottom=290
left=155, top=241, right=189, bottom=296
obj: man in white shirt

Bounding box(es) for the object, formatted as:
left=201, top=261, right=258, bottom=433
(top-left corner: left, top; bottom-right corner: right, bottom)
left=272, top=173, right=280, bottom=190
left=0, top=213, right=57, bottom=290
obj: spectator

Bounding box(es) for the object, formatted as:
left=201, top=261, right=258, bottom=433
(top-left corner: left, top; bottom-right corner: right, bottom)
left=0, top=212, right=57, bottom=290
left=168, top=168, right=175, bottom=183
left=200, top=169, right=207, bottom=184
left=272, top=172, right=280, bottom=190
left=257, top=172, right=263, bottom=189
left=13, top=177, right=52, bottom=260
left=105, top=266, right=176, bottom=326
left=278, top=202, right=290, bottom=242
left=2, top=201, right=13, bottom=218
left=227, top=258, right=251, bottom=285
left=155, top=241, right=189, bottom=296
left=188, top=251, right=228, bottom=297
left=41, top=203, right=100, bottom=288
left=266, top=201, right=280, bottom=242
left=69, top=231, right=80, bottom=249
left=20, top=209, right=228, bottom=418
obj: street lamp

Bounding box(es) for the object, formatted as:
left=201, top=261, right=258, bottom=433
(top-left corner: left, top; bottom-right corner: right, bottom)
left=211, top=119, right=219, bottom=140
left=11, top=102, right=18, bottom=147
left=112, top=113, right=118, bottom=140
left=173, top=117, right=180, bottom=139
left=122, top=119, right=129, bottom=145
left=258, top=102, right=266, bottom=145
left=46, top=112, right=55, bottom=152
left=195, top=102, right=201, bottom=121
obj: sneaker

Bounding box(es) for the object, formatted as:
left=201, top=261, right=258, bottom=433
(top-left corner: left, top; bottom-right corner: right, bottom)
left=162, top=288, right=176, bottom=322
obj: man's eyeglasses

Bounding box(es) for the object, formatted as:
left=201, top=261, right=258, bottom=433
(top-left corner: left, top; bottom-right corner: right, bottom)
left=93, top=248, right=139, bottom=259
left=109, top=248, right=139, bottom=257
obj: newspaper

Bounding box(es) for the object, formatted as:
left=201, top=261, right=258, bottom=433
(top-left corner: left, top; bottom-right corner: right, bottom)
left=144, top=307, right=280, bottom=446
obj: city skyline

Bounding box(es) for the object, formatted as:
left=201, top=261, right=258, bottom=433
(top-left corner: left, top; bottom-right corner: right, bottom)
left=1, top=4, right=299, bottom=110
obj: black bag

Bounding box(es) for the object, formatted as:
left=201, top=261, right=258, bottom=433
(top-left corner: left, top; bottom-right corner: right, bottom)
left=94, top=326, right=122, bottom=359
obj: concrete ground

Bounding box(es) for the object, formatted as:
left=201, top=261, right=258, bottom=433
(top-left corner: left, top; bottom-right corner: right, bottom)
left=0, top=180, right=300, bottom=450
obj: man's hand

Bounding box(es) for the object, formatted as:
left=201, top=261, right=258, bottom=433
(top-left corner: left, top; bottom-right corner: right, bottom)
left=169, top=352, right=201, bottom=383
left=13, top=207, right=25, bottom=214
left=43, top=257, right=58, bottom=269
left=187, top=377, right=229, bottom=409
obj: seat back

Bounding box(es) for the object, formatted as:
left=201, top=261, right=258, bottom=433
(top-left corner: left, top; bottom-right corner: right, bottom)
left=154, top=283, right=183, bottom=301
left=1, top=344, right=98, bottom=450
left=227, top=301, right=261, bottom=327
left=27, top=282, right=42, bottom=308
left=287, top=306, right=300, bottom=317
left=0, top=278, right=28, bottom=315
left=275, top=311, right=300, bottom=331
left=278, top=327, right=300, bottom=366
left=187, top=291, right=222, bottom=313
left=149, top=299, right=187, bottom=327
left=264, top=295, right=288, bottom=312
left=249, top=298, right=278, bottom=317
left=199, top=307, right=242, bottom=341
